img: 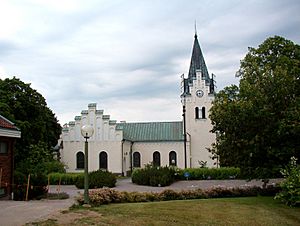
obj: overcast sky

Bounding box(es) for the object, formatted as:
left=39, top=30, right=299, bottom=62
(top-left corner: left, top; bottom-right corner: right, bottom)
left=1, top=0, right=299, bottom=125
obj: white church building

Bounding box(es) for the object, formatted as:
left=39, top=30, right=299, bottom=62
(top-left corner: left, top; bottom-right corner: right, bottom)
left=59, top=33, right=216, bottom=175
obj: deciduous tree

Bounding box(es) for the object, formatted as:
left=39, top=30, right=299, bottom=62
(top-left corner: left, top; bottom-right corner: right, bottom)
left=210, top=36, right=300, bottom=178
left=0, top=77, right=61, bottom=166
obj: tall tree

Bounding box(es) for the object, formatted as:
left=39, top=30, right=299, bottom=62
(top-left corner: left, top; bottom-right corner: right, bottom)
left=0, top=77, right=61, bottom=165
left=210, top=36, right=300, bottom=177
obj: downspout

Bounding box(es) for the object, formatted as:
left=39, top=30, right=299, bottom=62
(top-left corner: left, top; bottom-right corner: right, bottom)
left=121, top=139, right=125, bottom=176
left=11, top=139, right=16, bottom=200
left=183, top=105, right=187, bottom=169
left=187, top=132, right=191, bottom=168
left=130, top=141, right=134, bottom=175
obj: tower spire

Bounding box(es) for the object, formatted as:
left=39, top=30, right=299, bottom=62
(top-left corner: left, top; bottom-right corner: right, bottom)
left=182, top=27, right=212, bottom=96
left=188, top=29, right=209, bottom=81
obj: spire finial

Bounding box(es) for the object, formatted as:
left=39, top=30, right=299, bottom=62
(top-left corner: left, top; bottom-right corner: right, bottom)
left=194, top=20, right=197, bottom=38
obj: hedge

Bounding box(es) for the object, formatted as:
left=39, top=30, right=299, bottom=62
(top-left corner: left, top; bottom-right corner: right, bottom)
left=48, top=172, right=83, bottom=185
left=178, top=167, right=241, bottom=180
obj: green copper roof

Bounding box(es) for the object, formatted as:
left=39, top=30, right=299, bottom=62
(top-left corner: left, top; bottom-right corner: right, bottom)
left=116, top=121, right=183, bottom=142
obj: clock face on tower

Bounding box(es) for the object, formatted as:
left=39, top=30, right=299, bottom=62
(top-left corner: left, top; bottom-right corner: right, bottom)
left=196, top=89, right=204, bottom=97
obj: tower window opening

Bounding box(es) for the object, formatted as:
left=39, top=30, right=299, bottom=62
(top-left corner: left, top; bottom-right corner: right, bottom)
left=195, top=107, right=199, bottom=119
left=201, top=107, right=206, bottom=119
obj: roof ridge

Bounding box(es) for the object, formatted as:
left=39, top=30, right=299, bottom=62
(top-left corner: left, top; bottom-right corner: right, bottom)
left=0, top=115, right=19, bottom=130
left=117, top=121, right=182, bottom=125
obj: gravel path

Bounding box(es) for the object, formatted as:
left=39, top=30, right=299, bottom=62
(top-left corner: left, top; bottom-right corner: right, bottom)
left=0, top=178, right=282, bottom=226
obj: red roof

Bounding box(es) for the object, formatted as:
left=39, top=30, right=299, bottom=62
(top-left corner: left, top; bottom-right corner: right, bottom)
left=0, top=115, right=18, bottom=130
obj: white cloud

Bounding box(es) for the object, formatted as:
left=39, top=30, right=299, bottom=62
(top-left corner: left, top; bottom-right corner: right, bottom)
left=0, top=1, right=24, bottom=40
left=1, top=0, right=299, bottom=125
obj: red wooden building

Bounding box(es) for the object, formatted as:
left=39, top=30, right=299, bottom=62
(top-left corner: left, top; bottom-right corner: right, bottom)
left=0, top=115, right=21, bottom=199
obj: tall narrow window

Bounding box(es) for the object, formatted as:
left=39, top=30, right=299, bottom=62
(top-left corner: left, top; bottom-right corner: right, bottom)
left=169, top=151, right=177, bottom=166
left=133, top=152, right=141, bottom=168
left=195, top=107, right=199, bottom=119
left=153, top=151, right=161, bottom=167
left=202, top=107, right=206, bottom=119
left=99, top=151, right=108, bottom=170
left=76, top=151, right=84, bottom=169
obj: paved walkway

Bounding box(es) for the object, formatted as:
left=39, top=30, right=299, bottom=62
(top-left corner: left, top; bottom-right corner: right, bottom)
left=0, top=178, right=282, bottom=226
left=114, top=178, right=281, bottom=193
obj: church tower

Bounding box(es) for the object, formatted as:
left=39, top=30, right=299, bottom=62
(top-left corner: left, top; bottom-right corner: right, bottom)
left=181, top=32, right=216, bottom=168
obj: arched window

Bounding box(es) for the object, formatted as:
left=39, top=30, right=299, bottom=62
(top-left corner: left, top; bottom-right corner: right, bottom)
left=133, top=152, right=141, bottom=168
left=153, top=151, right=161, bottom=167
left=195, top=107, right=199, bottom=119
left=76, top=151, right=84, bottom=169
left=169, top=151, right=177, bottom=166
left=202, top=107, right=206, bottom=119
left=99, top=151, right=108, bottom=170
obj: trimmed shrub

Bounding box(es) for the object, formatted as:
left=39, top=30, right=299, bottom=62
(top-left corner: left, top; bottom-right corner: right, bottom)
left=178, top=167, right=241, bottom=180
left=76, top=185, right=280, bottom=206
left=132, top=163, right=176, bottom=187
left=74, top=170, right=116, bottom=189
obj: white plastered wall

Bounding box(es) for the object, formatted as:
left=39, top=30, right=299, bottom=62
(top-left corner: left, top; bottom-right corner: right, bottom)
left=182, top=71, right=216, bottom=168
left=131, top=141, right=184, bottom=169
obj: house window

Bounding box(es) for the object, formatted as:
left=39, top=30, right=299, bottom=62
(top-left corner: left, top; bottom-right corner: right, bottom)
left=76, top=151, right=84, bottom=169
left=169, top=151, right=177, bottom=166
left=0, top=141, right=8, bottom=154
left=99, top=151, right=108, bottom=170
left=133, top=152, right=141, bottom=168
left=153, top=151, right=161, bottom=167
left=195, top=107, right=199, bottom=119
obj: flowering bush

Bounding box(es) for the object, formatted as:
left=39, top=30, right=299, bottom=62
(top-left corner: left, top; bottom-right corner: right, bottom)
left=77, top=185, right=280, bottom=206
left=275, top=157, right=300, bottom=206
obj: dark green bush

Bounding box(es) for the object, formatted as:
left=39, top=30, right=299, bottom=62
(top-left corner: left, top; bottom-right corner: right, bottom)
left=13, top=170, right=47, bottom=200
left=275, top=157, right=300, bottom=206
left=74, top=170, right=116, bottom=189
left=132, top=164, right=176, bottom=187
left=12, top=143, right=64, bottom=200
left=13, top=171, right=27, bottom=200
left=177, top=167, right=241, bottom=180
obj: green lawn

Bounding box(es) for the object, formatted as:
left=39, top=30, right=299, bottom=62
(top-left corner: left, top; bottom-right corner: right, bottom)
left=31, top=197, right=300, bottom=226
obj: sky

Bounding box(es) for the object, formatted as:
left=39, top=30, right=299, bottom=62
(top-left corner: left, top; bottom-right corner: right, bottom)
left=1, top=0, right=300, bottom=125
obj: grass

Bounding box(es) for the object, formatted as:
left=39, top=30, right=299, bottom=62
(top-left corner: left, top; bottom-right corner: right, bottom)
left=30, top=196, right=300, bottom=226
